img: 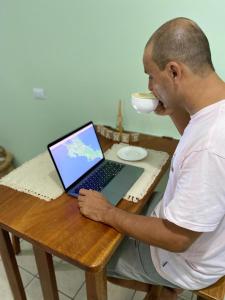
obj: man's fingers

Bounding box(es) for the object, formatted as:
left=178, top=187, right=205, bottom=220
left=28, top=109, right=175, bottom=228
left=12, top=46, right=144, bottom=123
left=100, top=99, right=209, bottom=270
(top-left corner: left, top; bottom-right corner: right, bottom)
left=79, top=188, right=102, bottom=197
left=77, top=195, right=83, bottom=206
left=79, top=188, right=95, bottom=195
left=155, top=102, right=165, bottom=113
left=154, top=102, right=174, bottom=116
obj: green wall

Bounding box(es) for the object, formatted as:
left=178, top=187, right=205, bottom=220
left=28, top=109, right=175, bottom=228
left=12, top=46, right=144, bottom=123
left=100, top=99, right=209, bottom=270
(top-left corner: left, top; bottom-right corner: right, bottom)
left=1, top=0, right=225, bottom=164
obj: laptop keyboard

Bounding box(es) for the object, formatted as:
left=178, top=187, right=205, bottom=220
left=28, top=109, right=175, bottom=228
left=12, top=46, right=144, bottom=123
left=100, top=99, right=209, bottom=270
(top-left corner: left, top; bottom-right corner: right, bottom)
left=74, top=161, right=124, bottom=194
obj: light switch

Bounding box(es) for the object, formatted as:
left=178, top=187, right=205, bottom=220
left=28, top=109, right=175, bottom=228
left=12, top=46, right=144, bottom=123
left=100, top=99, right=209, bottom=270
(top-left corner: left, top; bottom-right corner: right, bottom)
left=33, top=88, right=46, bottom=99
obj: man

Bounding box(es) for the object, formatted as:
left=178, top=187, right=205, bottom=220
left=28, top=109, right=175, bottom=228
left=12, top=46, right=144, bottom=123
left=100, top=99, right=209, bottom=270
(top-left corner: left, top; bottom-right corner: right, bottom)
left=78, top=18, right=225, bottom=299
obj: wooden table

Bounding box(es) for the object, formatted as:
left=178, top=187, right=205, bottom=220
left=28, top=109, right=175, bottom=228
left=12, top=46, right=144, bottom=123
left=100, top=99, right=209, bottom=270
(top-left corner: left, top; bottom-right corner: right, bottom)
left=0, top=134, right=178, bottom=300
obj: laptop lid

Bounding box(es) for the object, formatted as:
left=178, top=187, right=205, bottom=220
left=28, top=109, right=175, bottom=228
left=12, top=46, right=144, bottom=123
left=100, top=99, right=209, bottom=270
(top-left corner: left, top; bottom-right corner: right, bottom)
left=48, top=121, right=104, bottom=192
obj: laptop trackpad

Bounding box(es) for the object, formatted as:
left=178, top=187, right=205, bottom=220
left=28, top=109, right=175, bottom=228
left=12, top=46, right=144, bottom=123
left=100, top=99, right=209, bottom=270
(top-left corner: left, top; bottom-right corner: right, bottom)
left=102, top=164, right=144, bottom=206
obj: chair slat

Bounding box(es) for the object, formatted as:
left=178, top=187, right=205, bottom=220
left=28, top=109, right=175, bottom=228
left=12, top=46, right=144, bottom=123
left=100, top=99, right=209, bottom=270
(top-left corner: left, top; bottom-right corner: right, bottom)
left=195, top=276, right=225, bottom=300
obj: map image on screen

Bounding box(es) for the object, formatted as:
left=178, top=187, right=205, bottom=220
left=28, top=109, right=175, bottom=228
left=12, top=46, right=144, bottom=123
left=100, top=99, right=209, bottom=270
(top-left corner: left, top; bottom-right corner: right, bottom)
left=50, top=124, right=103, bottom=188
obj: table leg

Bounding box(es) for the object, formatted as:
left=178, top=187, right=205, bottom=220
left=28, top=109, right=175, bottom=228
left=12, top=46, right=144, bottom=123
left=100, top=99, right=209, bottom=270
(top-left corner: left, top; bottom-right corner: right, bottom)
left=0, top=228, right=26, bottom=300
left=85, top=268, right=107, bottom=300
left=33, top=245, right=59, bottom=300
left=12, top=234, right=21, bottom=255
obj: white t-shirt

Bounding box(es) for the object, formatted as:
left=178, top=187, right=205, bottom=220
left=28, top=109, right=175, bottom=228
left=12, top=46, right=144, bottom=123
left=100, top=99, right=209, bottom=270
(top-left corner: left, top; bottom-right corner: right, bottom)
left=150, top=99, right=225, bottom=290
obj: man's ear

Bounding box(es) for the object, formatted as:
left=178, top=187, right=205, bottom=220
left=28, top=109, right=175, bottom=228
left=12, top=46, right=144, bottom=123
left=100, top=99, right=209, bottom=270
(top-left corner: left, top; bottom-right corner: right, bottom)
left=166, top=62, right=182, bottom=83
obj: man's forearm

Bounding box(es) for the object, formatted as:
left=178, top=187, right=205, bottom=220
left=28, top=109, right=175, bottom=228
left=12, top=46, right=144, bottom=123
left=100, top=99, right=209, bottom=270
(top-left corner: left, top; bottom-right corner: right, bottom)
left=104, top=206, right=197, bottom=252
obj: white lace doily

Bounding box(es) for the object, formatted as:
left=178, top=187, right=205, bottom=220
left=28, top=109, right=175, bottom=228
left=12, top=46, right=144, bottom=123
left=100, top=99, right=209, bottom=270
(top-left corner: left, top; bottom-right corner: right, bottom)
left=105, top=143, right=169, bottom=202
left=0, top=144, right=169, bottom=202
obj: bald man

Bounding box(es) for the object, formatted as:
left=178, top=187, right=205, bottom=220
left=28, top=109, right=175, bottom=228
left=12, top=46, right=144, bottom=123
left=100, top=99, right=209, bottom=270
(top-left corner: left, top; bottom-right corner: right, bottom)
left=78, top=18, right=225, bottom=299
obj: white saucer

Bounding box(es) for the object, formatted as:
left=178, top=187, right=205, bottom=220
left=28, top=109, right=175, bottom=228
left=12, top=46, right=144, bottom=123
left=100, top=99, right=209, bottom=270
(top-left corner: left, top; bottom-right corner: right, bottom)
left=117, top=146, right=148, bottom=161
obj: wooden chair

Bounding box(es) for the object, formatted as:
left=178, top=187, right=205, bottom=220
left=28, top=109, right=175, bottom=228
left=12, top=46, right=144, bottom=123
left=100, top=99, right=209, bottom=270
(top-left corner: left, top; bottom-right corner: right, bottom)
left=107, top=275, right=225, bottom=300
left=195, top=276, right=225, bottom=300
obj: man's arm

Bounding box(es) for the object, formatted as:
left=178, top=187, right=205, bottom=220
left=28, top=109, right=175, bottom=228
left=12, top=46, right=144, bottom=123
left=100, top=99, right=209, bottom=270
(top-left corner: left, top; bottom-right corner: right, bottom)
left=78, top=189, right=201, bottom=253
left=155, top=102, right=190, bottom=135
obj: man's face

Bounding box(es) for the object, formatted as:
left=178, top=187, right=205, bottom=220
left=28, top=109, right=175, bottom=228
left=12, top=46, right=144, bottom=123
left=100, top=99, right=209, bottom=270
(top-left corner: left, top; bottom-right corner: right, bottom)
left=143, top=47, right=178, bottom=109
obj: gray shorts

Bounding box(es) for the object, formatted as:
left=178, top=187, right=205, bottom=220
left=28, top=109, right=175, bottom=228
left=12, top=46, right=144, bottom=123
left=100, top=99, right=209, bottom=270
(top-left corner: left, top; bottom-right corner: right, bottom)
left=107, top=191, right=179, bottom=289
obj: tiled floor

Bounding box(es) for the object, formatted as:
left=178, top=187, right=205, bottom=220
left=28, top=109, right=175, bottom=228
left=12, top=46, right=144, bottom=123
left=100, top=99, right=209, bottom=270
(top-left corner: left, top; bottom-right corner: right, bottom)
left=0, top=240, right=197, bottom=300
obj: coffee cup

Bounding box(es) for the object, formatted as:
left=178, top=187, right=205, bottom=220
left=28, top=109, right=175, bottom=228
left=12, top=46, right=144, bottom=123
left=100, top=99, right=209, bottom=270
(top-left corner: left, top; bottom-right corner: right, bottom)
left=131, top=92, right=159, bottom=113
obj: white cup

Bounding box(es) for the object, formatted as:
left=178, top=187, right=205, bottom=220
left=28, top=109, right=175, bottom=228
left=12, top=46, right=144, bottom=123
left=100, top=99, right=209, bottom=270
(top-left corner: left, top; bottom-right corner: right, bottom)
left=131, top=92, right=159, bottom=113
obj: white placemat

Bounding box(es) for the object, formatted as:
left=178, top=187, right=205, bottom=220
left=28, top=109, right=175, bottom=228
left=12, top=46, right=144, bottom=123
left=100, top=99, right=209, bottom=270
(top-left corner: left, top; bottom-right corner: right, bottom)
left=0, top=144, right=169, bottom=202
left=0, top=151, right=63, bottom=201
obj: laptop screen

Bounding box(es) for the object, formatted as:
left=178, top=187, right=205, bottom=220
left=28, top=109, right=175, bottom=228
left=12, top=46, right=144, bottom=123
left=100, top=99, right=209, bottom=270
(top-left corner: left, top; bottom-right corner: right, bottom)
left=48, top=122, right=104, bottom=190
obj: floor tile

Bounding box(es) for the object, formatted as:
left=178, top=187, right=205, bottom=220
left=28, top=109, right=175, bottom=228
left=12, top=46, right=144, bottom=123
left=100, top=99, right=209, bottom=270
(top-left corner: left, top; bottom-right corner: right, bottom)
left=0, top=261, right=14, bottom=300
left=0, top=259, right=34, bottom=287
left=15, top=240, right=38, bottom=275
left=74, top=282, right=135, bottom=300
left=0, top=260, right=34, bottom=299
left=16, top=239, right=62, bottom=277
left=132, top=290, right=146, bottom=300
left=133, top=289, right=197, bottom=300
left=54, top=260, right=85, bottom=298
left=108, top=282, right=135, bottom=300
left=178, top=290, right=196, bottom=300
left=20, top=268, right=35, bottom=288
left=108, top=283, right=135, bottom=300
left=59, top=291, right=73, bottom=300
left=25, top=277, right=72, bottom=300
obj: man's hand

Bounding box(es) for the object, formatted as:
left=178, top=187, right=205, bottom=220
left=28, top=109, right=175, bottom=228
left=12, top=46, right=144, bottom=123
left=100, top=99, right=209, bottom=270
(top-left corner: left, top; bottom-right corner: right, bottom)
left=155, top=101, right=190, bottom=135
left=77, top=189, right=114, bottom=222
left=154, top=100, right=174, bottom=116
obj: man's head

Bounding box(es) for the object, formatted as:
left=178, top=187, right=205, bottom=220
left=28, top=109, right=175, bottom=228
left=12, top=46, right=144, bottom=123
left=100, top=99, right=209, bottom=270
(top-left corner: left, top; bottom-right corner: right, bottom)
left=143, top=17, right=215, bottom=110
left=147, top=17, right=214, bottom=73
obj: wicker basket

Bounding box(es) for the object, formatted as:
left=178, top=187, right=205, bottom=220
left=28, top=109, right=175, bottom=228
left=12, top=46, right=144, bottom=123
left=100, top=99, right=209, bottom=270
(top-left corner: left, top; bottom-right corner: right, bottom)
left=0, top=146, right=14, bottom=178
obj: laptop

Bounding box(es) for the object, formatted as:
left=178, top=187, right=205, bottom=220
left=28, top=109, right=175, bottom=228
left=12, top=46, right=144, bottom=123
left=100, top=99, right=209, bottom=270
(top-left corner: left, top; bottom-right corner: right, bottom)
left=48, top=121, right=144, bottom=205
